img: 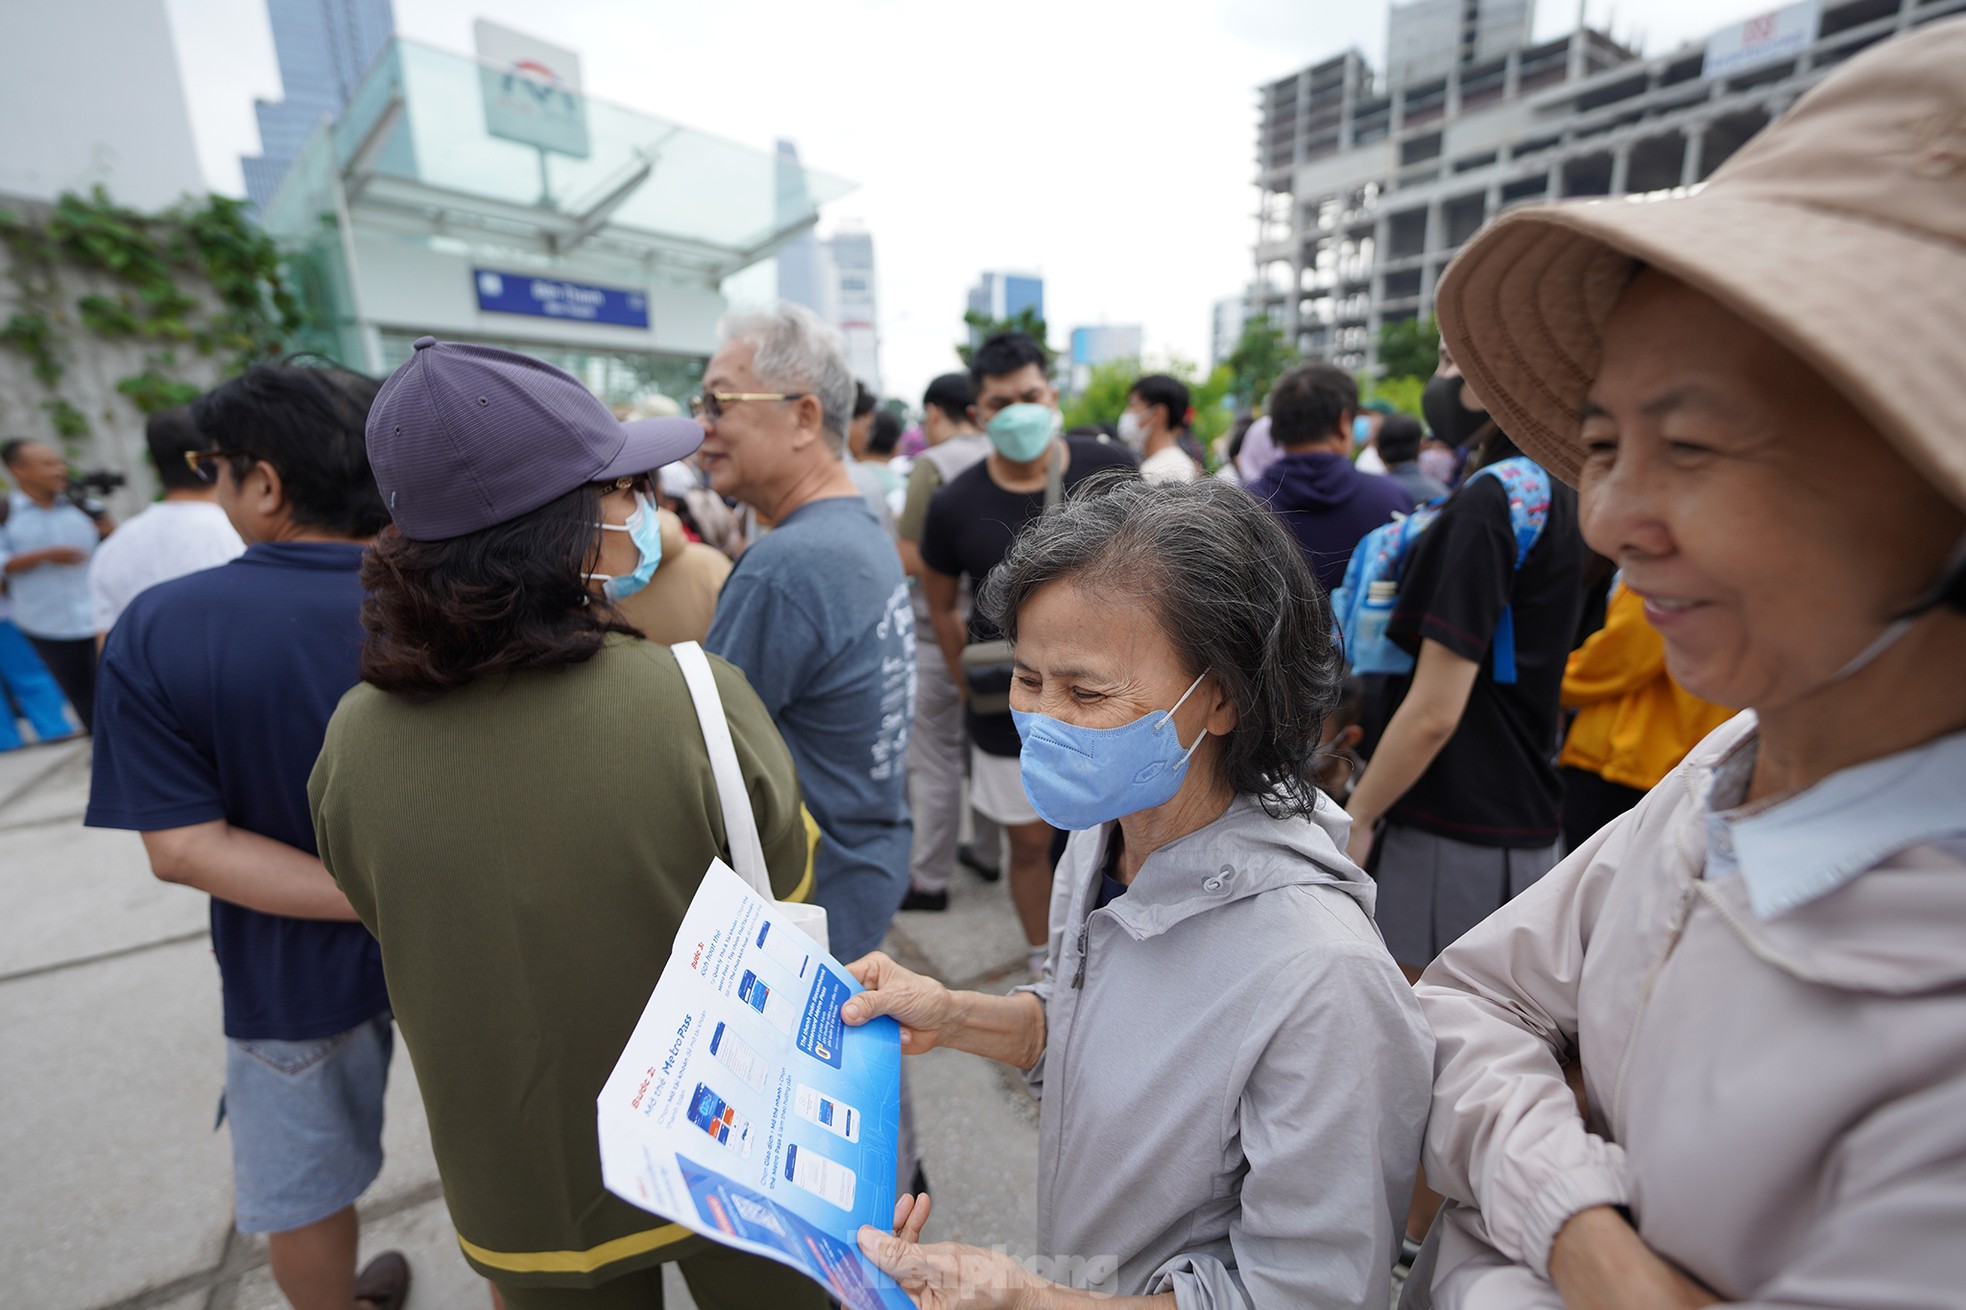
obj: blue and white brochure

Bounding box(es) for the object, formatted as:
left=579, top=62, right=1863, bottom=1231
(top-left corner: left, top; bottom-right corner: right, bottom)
left=597, top=861, right=908, bottom=1310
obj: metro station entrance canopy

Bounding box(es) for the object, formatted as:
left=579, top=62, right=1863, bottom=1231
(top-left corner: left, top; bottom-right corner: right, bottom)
left=262, top=38, right=853, bottom=372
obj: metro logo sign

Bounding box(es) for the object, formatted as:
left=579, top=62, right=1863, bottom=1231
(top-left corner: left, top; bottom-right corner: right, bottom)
left=473, top=19, right=592, bottom=160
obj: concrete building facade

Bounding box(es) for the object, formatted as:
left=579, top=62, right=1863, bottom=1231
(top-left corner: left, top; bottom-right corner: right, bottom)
left=1067, top=325, right=1143, bottom=393
left=1386, top=0, right=1535, bottom=86
left=1251, top=0, right=1963, bottom=373
left=0, top=0, right=204, bottom=210
left=967, top=272, right=1045, bottom=331
left=829, top=228, right=881, bottom=392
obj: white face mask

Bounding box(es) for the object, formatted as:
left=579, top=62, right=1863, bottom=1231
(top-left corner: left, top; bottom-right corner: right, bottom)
left=1117, top=411, right=1147, bottom=450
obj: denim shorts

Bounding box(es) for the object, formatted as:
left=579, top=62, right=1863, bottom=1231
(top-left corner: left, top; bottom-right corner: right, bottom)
left=222, top=1011, right=393, bottom=1233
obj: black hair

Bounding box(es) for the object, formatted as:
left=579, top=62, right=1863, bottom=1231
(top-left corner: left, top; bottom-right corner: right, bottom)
left=359, top=483, right=640, bottom=701
left=190, top=362, right=390, bottom=537
left=969, top=330, right=1050, bottom=385
left=1466, top=424, right=1523, bottom=473
left=868, top=409, right=902, bottom=457
left=146, top=406, right=208, bottom=492
left=922, top=372, right=975, bottom=423
left=1268, top=362, right=1357, bottom=448
left=978, top=473, right=1341, bottom=819
left=1376, top=413, right=1424, bottom=465
left=1130, top=374, right=1190, bottom=431
left=853, top=382, right=878, bottom=418
left=1, top=438, right=41, bottom=469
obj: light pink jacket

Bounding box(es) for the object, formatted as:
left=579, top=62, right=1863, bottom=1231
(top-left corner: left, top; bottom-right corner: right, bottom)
left=1410, top=713, right=1966, bottom=1308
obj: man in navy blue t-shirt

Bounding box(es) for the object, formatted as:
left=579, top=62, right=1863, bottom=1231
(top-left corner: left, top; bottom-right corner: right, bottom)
left=87, top=363, right=409, bottom=1309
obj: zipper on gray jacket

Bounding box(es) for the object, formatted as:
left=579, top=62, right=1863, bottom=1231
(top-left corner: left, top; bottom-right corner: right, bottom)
left=1071, top=919, right=1089, bottom=989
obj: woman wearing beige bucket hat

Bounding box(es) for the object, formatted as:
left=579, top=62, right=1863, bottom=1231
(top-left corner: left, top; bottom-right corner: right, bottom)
left=1403, top=17, right=1966, bottom=1310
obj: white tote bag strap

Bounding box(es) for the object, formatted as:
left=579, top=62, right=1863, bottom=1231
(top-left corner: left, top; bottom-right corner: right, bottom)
left=672, top=642, right=772, bottom=899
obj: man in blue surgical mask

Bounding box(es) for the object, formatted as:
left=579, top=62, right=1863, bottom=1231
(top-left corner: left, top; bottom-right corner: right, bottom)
left=916, top=330, right=1137, bottom=974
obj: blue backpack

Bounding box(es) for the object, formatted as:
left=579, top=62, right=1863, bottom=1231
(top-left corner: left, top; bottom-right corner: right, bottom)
left=1331, top=457, right=1552, bottom=684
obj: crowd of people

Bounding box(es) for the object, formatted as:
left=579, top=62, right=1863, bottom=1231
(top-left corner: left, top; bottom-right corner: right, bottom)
left=4, top=18, right=1962, bottom=1310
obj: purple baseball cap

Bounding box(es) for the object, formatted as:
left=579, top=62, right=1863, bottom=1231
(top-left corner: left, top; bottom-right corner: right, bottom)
left=366, top=336, right=703, bottom=540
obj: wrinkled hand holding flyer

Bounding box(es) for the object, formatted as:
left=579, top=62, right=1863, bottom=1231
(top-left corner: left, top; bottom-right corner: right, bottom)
left=597, top=861, right=909, bottom=1310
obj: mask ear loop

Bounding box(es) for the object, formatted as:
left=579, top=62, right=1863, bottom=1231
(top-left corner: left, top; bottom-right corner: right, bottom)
left=582, top=492, right=650, bottom=600
left=1156, top=669, right=1214, bottom=760
left=1830, top=530, right=1966, bottom=683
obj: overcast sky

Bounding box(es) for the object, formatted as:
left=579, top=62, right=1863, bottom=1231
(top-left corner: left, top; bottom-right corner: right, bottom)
left=161, top=0, right=1777, bottom=402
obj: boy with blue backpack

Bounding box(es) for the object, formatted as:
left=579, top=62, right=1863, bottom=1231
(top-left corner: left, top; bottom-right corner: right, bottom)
left=1336, top=355, right=1586, bottom=985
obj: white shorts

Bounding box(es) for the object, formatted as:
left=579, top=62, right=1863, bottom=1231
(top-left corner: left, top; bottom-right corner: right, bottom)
left=969, top=746, right=1039, bottom=826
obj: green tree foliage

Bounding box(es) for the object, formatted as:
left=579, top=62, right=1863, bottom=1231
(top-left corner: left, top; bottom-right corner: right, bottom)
left=0, top=187, right=303, bottom=441
left=1059, top=358, right=1140, bottom=433
left=1226, top=317, right=1299, bottom=412
left=955, top=307, right=1054, bottom=372
left=1377, top=315, right=1441, bottom=381
left=1361, top=374, right=1426, bottom=419
left=1059, top=355, right=1237, bottom=465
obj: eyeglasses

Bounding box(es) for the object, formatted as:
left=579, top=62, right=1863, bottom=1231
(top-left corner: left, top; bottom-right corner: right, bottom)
left=592, top=474, right=653, bottom=495
left=183, top=449, right=255, bottom=483
left=687, top=392, right=807, bottom=420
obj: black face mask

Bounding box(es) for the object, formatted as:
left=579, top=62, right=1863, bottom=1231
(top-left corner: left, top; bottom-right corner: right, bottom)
left=1423, top=374, right=1491, bottom=451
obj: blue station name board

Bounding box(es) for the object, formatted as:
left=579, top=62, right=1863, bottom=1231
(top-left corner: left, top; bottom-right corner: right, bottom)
left=473, top=268, right=649, bottom=328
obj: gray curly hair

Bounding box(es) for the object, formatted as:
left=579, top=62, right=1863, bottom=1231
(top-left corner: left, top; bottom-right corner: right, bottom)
left=976, top=473, right=1344, bottom=818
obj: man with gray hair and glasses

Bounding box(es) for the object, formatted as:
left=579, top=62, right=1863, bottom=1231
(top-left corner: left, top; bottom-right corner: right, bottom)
left=697, top=302, right=917, bottom=966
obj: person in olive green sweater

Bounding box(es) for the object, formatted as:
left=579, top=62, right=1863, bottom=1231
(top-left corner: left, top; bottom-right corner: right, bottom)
left=309, top=338, right=824, bottom=1310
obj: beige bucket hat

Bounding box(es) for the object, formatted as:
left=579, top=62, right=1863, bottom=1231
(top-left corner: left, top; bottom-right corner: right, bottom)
left=1435, top=16, right=1966, bottom=509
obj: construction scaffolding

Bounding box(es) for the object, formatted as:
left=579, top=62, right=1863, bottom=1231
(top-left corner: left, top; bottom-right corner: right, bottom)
left=1249, top=0, right=1964, bottom=373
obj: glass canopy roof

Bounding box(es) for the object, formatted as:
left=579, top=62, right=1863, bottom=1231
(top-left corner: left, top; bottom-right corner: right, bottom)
left=266, top=38, right=854, bottom=281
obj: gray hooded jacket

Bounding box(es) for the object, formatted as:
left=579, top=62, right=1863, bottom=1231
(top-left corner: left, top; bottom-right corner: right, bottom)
left=1018, top=793, right=1434, bottom=1309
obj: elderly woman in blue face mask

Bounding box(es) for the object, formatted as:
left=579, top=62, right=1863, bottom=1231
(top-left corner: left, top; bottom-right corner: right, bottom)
left=845, top=475, right=1434, bottom=1310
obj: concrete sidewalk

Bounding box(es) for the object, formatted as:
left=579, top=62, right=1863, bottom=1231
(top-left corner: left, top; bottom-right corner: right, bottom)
left=0, top=740, right=1039, bottom=1309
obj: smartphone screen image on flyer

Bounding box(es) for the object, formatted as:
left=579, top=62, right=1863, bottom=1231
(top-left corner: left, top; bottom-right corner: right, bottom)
left=685, top=1082, right=753, bottom=1157
left=708, top=1021, right=770, bottom=1094
left=736, top=968, right=798, bottom=1037
left=754, top=920, right=813, bottom=980
left=784, top=1142, right=856, bottom=1210
left=794, top=1084, right=859, bottom=1143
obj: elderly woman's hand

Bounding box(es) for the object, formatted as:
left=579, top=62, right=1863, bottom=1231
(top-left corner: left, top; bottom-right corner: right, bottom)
left=1549, top=1208, right=1721, bottom=1310
left=857, top=1227, right=1046, bottom=1310
left=843, top=952, right=959, bottom=1054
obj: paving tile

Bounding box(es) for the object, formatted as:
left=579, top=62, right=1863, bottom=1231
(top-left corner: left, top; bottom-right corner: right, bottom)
left=0, top=937, right=233, bottom=1310
left=882, top=861, right=1032, bottom=990
left=223, top=1196, right=484, bottom=1310
left=0, top=819, right=207, bottom=978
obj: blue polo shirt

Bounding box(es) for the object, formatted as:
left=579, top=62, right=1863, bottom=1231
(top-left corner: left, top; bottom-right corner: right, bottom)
left=86, top=542, right=388, bottom=1041
left=1, top=490, right=98, bottom=639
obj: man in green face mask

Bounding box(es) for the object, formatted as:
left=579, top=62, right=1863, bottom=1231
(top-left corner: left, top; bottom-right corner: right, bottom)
left=917, top=330, right=1137, bottom=974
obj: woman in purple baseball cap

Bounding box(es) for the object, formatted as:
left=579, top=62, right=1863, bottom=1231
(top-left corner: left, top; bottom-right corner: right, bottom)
left=309, top=339, right=827, bottom=1310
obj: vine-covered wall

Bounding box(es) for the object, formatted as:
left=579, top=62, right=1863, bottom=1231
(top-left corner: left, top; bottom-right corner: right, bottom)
left=0, top=188, right=301, bottom=512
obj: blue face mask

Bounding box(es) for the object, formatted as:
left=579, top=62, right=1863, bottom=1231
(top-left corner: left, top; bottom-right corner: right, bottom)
left=986, top=403, right=1057, bottom=463
left=588, top=492, right=663, bottom=604
left=1353, top=414, right=1373, bottom=446
left=1010, top=670, right=1210, bottom=831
